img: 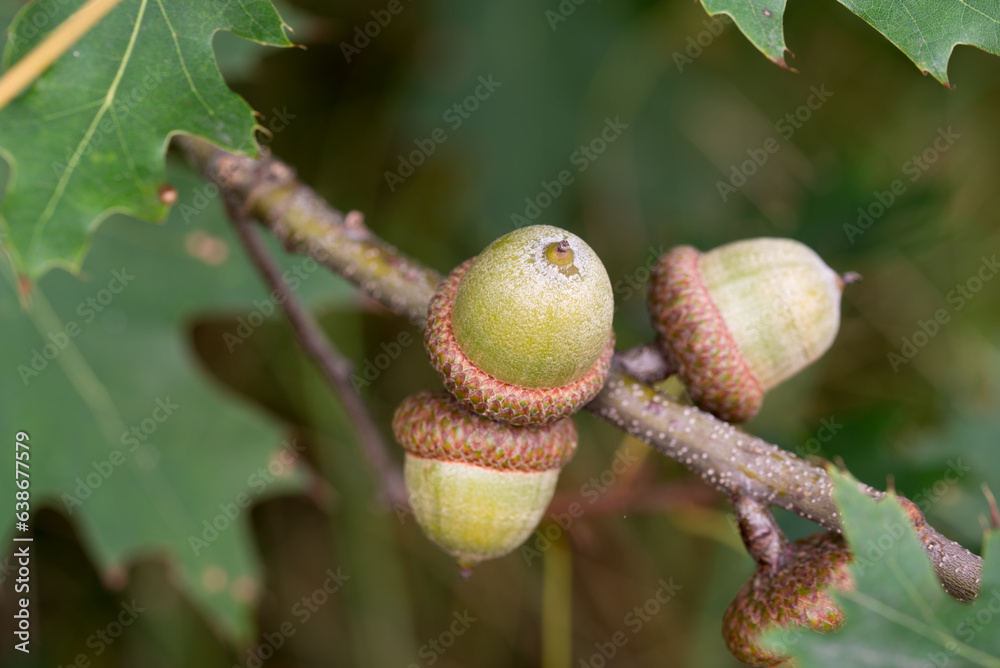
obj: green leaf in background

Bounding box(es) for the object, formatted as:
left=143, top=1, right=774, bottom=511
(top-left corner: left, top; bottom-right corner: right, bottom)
left=835, top=0, right=1000, bottom=85
left=0, top=163, right=355, bottom=639
left=762, top=469, right=1000, bottom=667
left=699, top=0, right=789, bottom=66
left=698, top=0, right=1000, bottom=85
left=0, top=0, right=292, bottom=278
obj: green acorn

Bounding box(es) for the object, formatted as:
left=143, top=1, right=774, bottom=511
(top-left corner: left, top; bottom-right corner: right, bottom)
left=426, top=225, right=615, bottom=425
left=723, top=531, right=854, bottom=666
left=648, top=238, right=850, bottom=423
left=392, top=391, right=577, bottom=569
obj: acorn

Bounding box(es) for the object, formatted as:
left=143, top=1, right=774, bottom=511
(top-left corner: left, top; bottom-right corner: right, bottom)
left=648, top=238, right=850, bottom=423
left=426, top=225, right=615, bottom=425
left=723, top=531, right=854, bottom=666
left=392, top=391, right=577, bottom=569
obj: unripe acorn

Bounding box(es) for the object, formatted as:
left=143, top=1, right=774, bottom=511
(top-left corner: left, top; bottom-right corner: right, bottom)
left=392, top=391, right=577, bottom=569
left=649, top=238, right=849, bottom=423
left=426, top=225, right=615, bottom=425
left=723, top=531, right=854, bottom=666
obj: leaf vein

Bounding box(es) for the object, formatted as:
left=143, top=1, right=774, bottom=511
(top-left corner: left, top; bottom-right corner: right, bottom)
left=30, top=0, right=150, bottom=250
left=154, top=0, right=215, bottom=119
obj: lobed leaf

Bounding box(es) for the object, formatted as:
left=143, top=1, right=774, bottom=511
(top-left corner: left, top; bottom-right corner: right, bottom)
left=761, top=469, right=1000, bottom=667
left=698, top=0, right=1000, bottom=84
left=0, top=0, right=292, bottom=277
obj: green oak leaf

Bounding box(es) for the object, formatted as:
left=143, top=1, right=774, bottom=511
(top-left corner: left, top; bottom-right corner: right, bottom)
left=0, top=0, right=292, bottom=278
left=0, top=163, right=355, bottom=639
left=835, top=0, right=1000, bottom=85
left=761, top=469, right=1000, bottom=667
left=700, top=0, right=788, bottom=66
left=698, top=0, right=1000, bottom=85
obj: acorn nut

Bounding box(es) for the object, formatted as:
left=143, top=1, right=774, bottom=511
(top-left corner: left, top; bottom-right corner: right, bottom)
left=426, top=225, right=615, bottom=425
left=648, top=238, right=849, bottom=423
left=722, top=531, right=854, bottom=666
left=392, top=391, right=578, bottom=569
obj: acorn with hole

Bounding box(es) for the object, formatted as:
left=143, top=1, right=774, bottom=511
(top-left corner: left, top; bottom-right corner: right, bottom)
left=425, top=224, right=616, bottom=425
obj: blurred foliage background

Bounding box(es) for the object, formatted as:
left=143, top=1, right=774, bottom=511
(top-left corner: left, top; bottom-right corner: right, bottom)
left=1, top=0, right=1000, bottom=666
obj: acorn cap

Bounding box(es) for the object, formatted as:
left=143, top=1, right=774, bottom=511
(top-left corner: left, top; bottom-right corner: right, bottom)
left=392, top=391, right=578, bottom=471
left=393, top=392, right=577, bottom=567
left=426, top=258, right=615, bottom=425
left=649, top=239, right=844, bottom=423
left=723, top=531, right=854, bottom=666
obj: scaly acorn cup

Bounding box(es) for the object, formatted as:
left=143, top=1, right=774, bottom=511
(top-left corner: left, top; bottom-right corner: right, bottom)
left=648, top=238, right=849, bottom=423
left=426, top=225, right=615, bottom=425
left=722, top=531, right=854, bottom=666
left=392, top=391, right=578, bottom=569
